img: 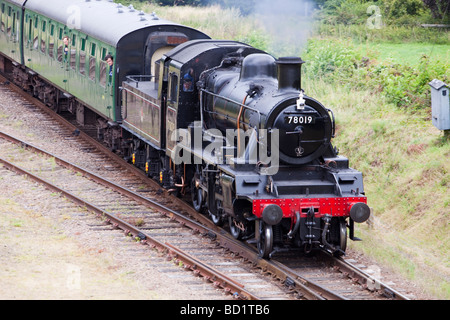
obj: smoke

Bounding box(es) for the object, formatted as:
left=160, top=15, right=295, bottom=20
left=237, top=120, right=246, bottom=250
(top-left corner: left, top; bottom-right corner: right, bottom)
left=252, top=0, right=318, bottom=57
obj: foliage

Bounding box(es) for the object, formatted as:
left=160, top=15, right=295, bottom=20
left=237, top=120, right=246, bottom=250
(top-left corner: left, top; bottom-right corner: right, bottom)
left=316, top=0, right=378, bottom=25
left=315, top=0, right=447, bottom=25
left=364, top=55, right=449, bottom=110
left=302, top=38, right=364, bottom=81
left=128, top=0, right=450, bottom=23
left=423, top=0, right=450, bottom=20
left=317, top=23, right=450, bottom=43
left=303, top=38, right=450, bottom=113
left=383, top=0, right=428, bottom=19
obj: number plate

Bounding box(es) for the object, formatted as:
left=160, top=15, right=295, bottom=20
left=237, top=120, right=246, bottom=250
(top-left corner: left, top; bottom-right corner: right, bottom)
left=285, top=115, right=315, bottom=125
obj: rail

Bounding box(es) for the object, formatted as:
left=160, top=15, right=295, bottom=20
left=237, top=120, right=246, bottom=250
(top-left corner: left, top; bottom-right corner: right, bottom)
left=125, top=75, right=154, bottom=88
left=0, top=74, right=413, bottom=300
left=0, top=140, right=259, bottom=300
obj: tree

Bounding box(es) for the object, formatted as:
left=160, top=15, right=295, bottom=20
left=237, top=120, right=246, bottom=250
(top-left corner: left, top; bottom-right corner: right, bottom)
left=422, top=0, right=450, bottom=19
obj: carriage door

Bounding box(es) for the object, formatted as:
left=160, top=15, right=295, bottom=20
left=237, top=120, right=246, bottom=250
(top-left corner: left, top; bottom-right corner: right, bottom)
left=165, top=67, right=180, bottom=157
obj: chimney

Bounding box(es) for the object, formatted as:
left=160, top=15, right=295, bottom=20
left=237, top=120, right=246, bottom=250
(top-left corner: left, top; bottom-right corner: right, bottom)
left=276, top=57, right=305, bottom=91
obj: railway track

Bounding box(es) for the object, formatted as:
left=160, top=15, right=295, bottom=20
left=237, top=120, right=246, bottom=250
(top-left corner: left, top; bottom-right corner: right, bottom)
left=0, top=77, right=411, bottom=300
left=0, top=131, right=405, bottom=300
left=0, top=133, right=290, bottom=300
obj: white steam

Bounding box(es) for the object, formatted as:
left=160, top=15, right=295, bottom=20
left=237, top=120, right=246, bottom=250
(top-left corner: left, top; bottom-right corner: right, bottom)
left=253, top=0, right=317, bottom=57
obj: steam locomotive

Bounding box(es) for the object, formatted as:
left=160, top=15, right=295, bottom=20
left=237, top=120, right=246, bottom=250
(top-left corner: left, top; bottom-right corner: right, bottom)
left=0, top=0, right=370, bottom=258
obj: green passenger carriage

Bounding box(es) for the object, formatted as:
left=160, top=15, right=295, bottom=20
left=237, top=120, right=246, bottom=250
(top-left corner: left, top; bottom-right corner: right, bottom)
left=0, top=0, right=208, bottom=124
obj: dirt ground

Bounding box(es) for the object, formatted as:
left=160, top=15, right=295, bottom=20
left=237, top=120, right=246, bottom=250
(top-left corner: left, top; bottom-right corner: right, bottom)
left=0, top=169, right=229, bottom=300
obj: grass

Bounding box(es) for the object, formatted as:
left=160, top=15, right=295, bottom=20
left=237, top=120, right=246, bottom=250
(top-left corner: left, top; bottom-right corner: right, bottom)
left=357, top=42, right=450, bottom=66
left=316, top=22, right=450, bottom=45
left=303, top=77, right=449, bottom=298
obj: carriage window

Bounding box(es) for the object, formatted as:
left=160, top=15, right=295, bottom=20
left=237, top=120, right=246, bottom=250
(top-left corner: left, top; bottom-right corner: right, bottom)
left=99, top=61, right=107, bottom=87
left=101, top=48, right=107, bottom=60
left=89, top=56, right=96, bottom=81
left=48, top=39, right=54, bottom=57
left=11, top=10, right=17, bottom=40
left=0, top=4, right=5, bottom=33
left=40, top=21, right=46, bottom=54
left=70, top=35, right=76, bottom=70
left=48, top=24, right=55, bottom=58
left=70, top=49, right=76, bottom=69
left=0, top=8, right=4, bottom=33
left=90, top=43, right=96, bottom=57
left=27, top=19, right=32, bottom=43
left=89, top=43, right=96, bottom=81
left=57, top=44, right=62, bottom=62
left=6, top=6, right=11, bottom=36
left=80, top=38, right=86, bottom=51
left=56, top=28, right=64, bottom=62
left=33, top=18, right=38, bottom=50
left=48, top=37, right=54, bottom=58
left=11, top=10, right=16, bottom=37
left=79, top=38, right=86, bottom=75
left=40, top=39, right=46, bottom=53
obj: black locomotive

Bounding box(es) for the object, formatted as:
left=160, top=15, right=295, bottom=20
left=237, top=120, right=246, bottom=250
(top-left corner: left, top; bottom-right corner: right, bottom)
left=0, top=0, right=370, bottom=258
left=123, top=39, right=370, bottom=258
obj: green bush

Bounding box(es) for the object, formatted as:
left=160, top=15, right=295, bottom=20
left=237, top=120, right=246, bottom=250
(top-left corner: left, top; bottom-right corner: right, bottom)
left=314, top=0, right=448, bottom=42
left=382, top=0, right=427, bottom=20
left=303, top=38, right=363, bottom=82
left=317, top=0, right=428, bottom=26
left=371, top=55, right=450, bottom=111
left=303, top=38, right=450, bottom=112
left=317, top=0, right=377, bottom=25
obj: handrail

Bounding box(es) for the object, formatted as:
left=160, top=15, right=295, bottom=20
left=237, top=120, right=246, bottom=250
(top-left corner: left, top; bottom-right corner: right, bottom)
left=125, top=75, right=154, bottom=88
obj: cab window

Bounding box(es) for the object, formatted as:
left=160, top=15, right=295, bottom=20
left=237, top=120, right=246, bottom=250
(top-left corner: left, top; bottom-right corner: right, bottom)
left=169, top=73, right=178, bottom=103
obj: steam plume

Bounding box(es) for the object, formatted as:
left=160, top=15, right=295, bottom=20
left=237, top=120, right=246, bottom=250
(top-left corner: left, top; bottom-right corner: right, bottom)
left=253, top=0, right=317, bottom=57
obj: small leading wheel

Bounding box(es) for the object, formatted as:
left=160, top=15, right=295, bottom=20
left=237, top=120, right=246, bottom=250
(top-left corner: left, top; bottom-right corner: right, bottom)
left=337, top=219, right=347, bottom=254
left=329, top=218, right=347, bottom=256
left=190, top=177, right=203, bottom=212
left=191, top=165, right=204, bottom=213
left=210, top=200, right=223, bottom=226
left=229, top=217, right=242, bottom=240
left=257, top=222, right=273, bottom=259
